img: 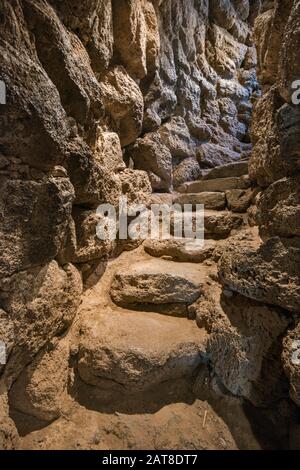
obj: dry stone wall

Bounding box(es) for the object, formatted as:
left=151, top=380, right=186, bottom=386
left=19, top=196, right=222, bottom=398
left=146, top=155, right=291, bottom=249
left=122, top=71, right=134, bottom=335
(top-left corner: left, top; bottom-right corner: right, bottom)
left=219, top=0, right=300, bottom=409
left=4, top=0, right=299, bottom=449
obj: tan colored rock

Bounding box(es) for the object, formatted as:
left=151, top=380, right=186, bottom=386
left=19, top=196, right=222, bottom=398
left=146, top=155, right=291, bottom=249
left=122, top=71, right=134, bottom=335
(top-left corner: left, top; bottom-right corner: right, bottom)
left=94, top=130, right=125, bottom=173
left=72, top=208, right=115, bottom=264
left=112, top=0, right=147, bottom=79
left=0, top=177, right=74, bottom=278
left=278, top=0, right=300, bottom=101
left=0, top=0, right=71, bottom=169
left=226, top=188, right=256, bottom=213
left=23, top=0, right=104, bottom=126
left=174, top=192, right=226, bottom=211
left=0, top=383, right=19, bottom=450
left=144, top=238, right=216, bottom=263
left=68, top=150, right=122, bottom=206
left=129, top=132, right=173, bottom=191
left=249, top=87, right=289, bottom=186
left=204, top=210, right=244, bottom=238
left=253, top=0, right=292, bottom=91
left=207, top=295, right=290, bottom=406
left=143, top=0, right=160, bottom=74
left=77, top=308, right=207, bottom=391
left=208, top=24, right=248, bottom=78
left=0, top=261, right=82, bottom=386
left=255, top=176, right=300, bottom=239
left=203, top=161, right=248, bottom=180
left=10, top=339, right=70, bottom=422
left=233, top=0, right=250, bottom=21
left=173, top=158, right=201, bottom=188
left=277, top=103, right=300, bottom=171
left=110, top=259, right=204, bottom=310
left=53, top=0, right=114, bottom=73
left=170, top=210, right=244, bottom=240
left=119, top=169, right=152, bottom=206
left=178, top=176, right=250, bottom=193
left=192, top=284, right=290, bottom=406
left=210, top=0, right=237, bottom=31
left=219, top=237, right=300, bottom=313
left=197, top=143, right=242, bottom=168
left=100, top=66, right=144, bottom=146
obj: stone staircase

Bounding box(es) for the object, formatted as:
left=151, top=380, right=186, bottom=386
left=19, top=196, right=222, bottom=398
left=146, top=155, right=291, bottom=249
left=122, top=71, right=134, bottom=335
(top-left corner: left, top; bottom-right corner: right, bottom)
left=74, top=160, right=254, bottom=395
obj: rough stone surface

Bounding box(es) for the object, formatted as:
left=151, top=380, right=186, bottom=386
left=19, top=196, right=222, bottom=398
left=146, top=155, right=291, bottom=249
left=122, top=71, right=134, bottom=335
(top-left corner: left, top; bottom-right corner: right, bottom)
left=178, top=176, right=251, bottom=193
left=226, top=188, right=256, bottom=213
left=2, top=0, right=300, bottom=451
left=255, top=176, right=300, bottom=239
left=0, top=177, right=74, bottom=277
left=0, top=261, right=82, bottom=387
left=100, top=66, right=144, bottom=147
left=174, top=192, right=226, bottom=210
left=203, top=161, right=248, bottom=180
left=77, top=309, right=207, bottom=392
left=10, top=339, right=70, bottom=422
left=144, top=239, right=216, bottom=263
left=203, top=211, right=244, bottom=239
left=110, top=259, right=204, bottom=310
left=0, top=384, right=19, bottom=450
left=192, top=285, right=290, bottom=406
left=219, top=237, right=300, bottom=313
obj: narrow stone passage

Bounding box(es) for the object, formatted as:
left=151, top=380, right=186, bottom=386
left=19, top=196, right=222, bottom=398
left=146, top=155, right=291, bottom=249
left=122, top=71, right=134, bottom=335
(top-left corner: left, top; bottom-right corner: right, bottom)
left=10, top=160, right=285, bottom=450
left=1, top=0, right=300, bottom=452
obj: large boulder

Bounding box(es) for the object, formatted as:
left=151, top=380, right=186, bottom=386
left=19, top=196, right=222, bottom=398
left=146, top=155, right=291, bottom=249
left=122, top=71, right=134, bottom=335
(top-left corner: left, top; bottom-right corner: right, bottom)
left=194, top=286, right=290, bottom=406
left=112, top=0, right=147, bottom=79
left=77, top=308, right=207, bottom=392
left=249, top=87, right=289, bottom=187
left=110, top=259, right=204, bottom=313
left=0, top=177, right=74, bottom=278
left=9, top=338, right=70, bottom=422
left=52, top=0, right=114, bottom=73
left=0, top=261, right=82, bottom=386
left=0, top=383, right=19, bottom=450
left=219, top=237, right=300, bottom=313
left=100, top=66, right=144, bottom=146
left=67, top=149, right=122, bottom=207
left=144, top=238, right=217, bottom=263
left=255, top=176, right=300, bottom=239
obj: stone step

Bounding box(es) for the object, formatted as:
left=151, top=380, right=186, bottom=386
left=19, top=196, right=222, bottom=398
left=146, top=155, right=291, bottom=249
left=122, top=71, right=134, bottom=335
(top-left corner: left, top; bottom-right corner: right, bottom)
left=77, top=308, right=207, bottom=392
left=173, top=192, right=226, bottom=210
left=202, top=161, right=249, bottom=180
left=170, top=210, right=244, bottom=240
left=204, top=210, right=245, bottom=239
left=177, top=176, right=251, bottom=194
left=110, top=258, right=207, bottom=315
left=144, top=238, right=217, bottom=263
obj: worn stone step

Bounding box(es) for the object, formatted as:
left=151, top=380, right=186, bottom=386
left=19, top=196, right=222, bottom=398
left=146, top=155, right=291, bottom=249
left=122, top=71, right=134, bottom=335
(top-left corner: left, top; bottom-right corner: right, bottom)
left=110, top=258, right=207, bottom=315
left=205, top=210, right=245, bottom=238
left=170, top=210, right=244, bottom=240
left=173, top=192, right=226, bottom=210
left=77, top=308, right=207, bottom=392
left=177, top=176, right=251, bottom=193
left=202, top=161, right=249, bottom=180
left=144, top=238, right=217, bottom=263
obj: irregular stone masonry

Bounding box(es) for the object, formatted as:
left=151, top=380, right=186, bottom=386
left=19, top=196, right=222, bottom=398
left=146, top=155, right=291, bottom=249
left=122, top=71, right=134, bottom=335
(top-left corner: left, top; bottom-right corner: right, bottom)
left=1, top=0, right=300, bottom=451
